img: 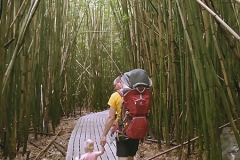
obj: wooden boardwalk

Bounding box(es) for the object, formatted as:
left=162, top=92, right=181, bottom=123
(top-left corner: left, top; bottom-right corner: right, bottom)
left=66, top=110, right=117, bottom=160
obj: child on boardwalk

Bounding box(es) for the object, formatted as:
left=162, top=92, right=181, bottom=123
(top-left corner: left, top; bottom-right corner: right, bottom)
left=80, top=139, right=105, bottom=160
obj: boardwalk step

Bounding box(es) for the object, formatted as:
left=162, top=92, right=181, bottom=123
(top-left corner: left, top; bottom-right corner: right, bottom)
left=66, top=110, right=117, bottom=160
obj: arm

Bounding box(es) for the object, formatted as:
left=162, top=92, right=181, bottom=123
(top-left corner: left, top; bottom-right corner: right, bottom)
left=79, top=154, right=85, bottom=160
left=100, top=106, right=116, bottom=146
left=94, top=145, right=105, bottom=157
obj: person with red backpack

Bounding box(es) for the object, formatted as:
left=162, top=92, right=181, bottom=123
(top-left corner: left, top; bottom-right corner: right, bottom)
left=100, top=69, right=152, bottom=160
left=100, top=76, right=139, bottom=160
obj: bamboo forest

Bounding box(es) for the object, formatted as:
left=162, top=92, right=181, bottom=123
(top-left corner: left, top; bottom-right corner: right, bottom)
left=1, top=0, right=240, bottom=159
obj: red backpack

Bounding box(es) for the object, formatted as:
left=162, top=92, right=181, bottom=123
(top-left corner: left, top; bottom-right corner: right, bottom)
left=115, top=85, right=151, bottom=139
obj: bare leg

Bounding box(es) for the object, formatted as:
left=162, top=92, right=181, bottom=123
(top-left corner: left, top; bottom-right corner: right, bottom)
left=118, top=157, right=128, bottom=160
left=118, top=156, right=135, bottom=160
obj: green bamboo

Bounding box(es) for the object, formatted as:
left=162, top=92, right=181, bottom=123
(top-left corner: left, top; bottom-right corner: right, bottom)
left=2, top=0, right=41, bottom=96
left=1, top=0, right=240, bottom=159
left=175, top=0, right=211, bottom=158
left=0, top=0, right=8, bottom=156
left=168, top=0, right=181, bottom=145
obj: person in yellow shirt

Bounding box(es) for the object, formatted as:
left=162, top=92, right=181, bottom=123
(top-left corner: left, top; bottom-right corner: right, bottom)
left=111, top=76, right=122, bottom=123
left=100, top=76, right=139, bottom=160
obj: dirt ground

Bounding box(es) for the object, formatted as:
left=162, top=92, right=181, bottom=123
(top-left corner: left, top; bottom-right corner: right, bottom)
left=2, top=111, right=198, bottom=160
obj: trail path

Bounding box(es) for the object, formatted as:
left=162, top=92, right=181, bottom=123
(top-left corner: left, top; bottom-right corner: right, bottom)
left=66, top=110, right=117, bottom=160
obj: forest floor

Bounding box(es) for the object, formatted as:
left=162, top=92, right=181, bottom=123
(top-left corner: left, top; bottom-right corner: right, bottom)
left=1, top=110, right=199, bottom=160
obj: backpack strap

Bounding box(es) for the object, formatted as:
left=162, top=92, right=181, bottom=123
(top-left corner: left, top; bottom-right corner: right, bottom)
left=116, top=90, right=124, bottom=120
left=117, top=89, right=131, bottom=121
left=116, top=90, right=124, bottom=132
left=116, top=90, right=123, bottom=97
left=116, top=90, right=130, bottom=139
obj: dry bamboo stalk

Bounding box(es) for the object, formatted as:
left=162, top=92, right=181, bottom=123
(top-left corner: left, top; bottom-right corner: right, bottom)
left=101, top=44, right=122, bottom=75
left=196, top=0, right=240, bottom=41
left=10, top=0, right=29, bottom=28
left=33, top=130, right=62, bottom=160
left=28, top=140, right=42, bottom=150
left=145, top=119, right=238, bottom=160
left=145, top=136, right=199, bottom=160
left=53, top=142, right=66, bottom=156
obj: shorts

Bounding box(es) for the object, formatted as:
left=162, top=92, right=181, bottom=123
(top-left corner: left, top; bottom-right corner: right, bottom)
left=116, top=138, right=140, bottom=157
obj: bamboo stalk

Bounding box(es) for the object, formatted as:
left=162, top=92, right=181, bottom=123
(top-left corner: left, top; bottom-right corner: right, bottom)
left=145, top=119, right=239, bottom=160
left=196, top=0, right=240, bottom=62
left=2, top=0, right=41, bottom=96
left=196, top=0, right=240, bottom=41
left=145, top=136, right=200, bottom=160
left=10, top=0, right=29, bottom=28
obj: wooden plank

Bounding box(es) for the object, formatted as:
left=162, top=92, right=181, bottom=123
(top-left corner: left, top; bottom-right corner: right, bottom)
left=97, top=110, right=117, bottom=160
left=66, top=117, right=82, bottom=160
left=90, top=116, right=95, bottom=140
left=94, top=112, right=108, bottom=160
left=72, top=116, right=86, bottom=159
left=66, top=111, right=117, bottom=160
left=79, top=114, right=92, bottom=156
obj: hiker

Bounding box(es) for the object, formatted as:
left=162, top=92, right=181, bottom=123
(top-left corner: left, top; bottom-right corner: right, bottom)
left=113, top=75, right=122, bottom=91
left=79, top=139, right=105, bottom=160
left=100, top=75, right=140, bottom=160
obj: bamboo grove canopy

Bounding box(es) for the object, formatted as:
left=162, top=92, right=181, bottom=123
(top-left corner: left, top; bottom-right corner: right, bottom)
left=1, top=0, right=240, bottom=159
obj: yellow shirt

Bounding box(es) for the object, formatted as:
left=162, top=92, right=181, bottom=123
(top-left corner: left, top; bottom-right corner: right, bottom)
left=108, top=92, right=122, bottom=123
